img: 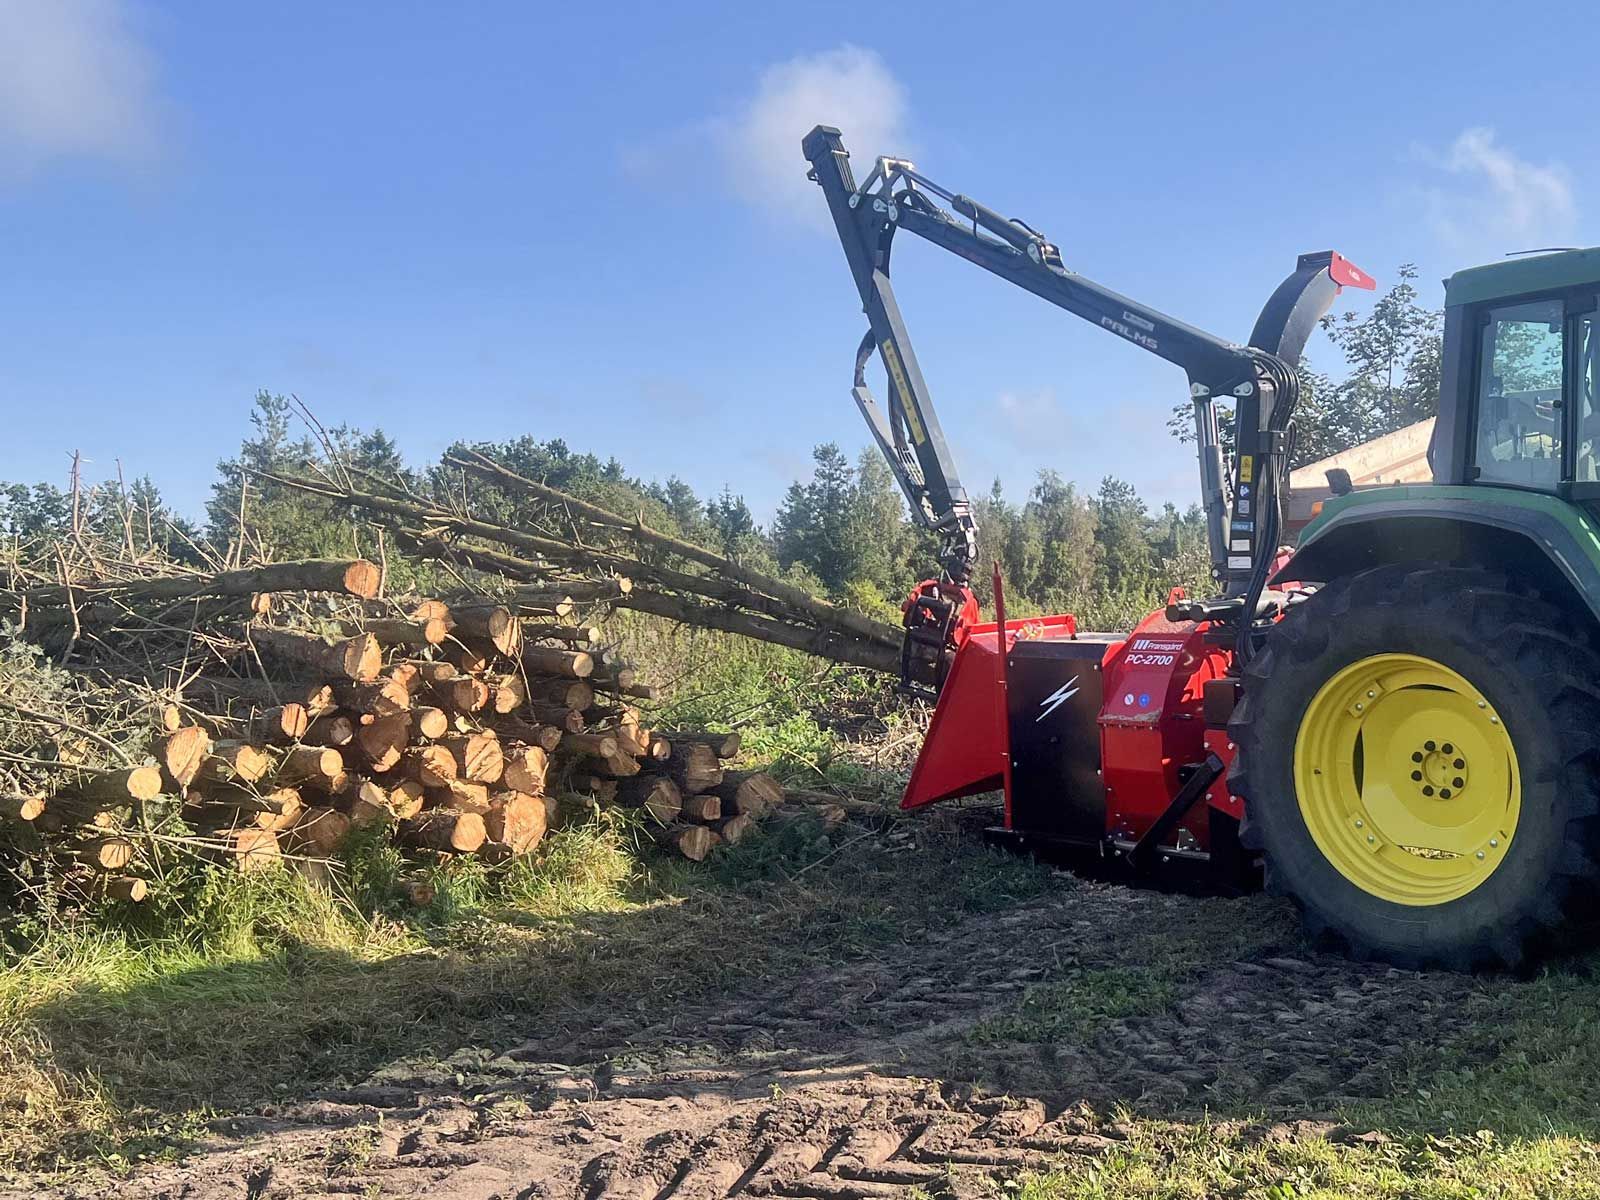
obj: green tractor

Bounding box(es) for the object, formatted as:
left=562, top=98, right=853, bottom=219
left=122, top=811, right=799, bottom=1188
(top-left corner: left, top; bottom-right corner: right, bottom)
left=1234, top=248, right=1600, bottom=968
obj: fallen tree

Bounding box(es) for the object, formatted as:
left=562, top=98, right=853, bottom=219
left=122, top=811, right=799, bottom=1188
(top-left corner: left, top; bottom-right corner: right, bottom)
left=254, top=465, right=905, bottom=671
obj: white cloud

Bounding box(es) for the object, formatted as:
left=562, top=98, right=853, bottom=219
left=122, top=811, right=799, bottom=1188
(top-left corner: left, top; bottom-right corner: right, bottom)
left=623, top=45, right=910, bottom=229
left=1415, top=128, right=1576, bottom=252
left=0, top=0, right=163, bottom=174
left=722, top=45, right=909, bottom=227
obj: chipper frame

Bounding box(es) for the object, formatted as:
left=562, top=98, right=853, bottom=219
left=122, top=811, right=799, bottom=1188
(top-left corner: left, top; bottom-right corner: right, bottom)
left=806, top=124, right=1600, bottom=970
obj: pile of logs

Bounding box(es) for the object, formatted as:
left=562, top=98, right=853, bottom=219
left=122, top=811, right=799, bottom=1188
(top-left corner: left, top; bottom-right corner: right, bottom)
left=2, top=557, right=789, bottom=904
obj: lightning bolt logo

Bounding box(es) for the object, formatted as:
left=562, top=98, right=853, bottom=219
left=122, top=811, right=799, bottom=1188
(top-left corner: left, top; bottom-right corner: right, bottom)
left=1036, top=675, right=1081, bottom=722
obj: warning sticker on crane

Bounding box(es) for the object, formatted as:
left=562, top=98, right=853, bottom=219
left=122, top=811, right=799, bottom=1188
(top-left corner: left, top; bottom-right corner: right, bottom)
left=880, top=342, right=927, bottom=445
left=1238, top=455, right=1254, bottom=483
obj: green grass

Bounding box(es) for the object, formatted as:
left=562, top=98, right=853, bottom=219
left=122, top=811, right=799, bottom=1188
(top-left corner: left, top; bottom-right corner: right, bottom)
left=1008, top=1121, right=1600, bottom=1200
left=969, top=966, right=1182, bottom=1045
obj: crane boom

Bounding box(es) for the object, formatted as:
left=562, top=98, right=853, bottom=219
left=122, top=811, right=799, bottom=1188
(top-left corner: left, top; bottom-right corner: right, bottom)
left=802, top=124, right=1372, bottom=633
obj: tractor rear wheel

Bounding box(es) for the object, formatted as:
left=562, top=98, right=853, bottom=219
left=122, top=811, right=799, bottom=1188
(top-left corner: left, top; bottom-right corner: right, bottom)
left=1230, top=565, right=1600, bottom=969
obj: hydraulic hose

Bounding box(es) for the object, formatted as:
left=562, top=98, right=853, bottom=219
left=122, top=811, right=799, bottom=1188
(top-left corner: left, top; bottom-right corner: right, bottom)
left=1235, top=351, right=1299, bottom=667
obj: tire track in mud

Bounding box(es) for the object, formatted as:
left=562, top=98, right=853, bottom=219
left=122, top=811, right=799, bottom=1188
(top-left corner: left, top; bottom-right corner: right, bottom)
left=22, top=878, right=1490, bottom=1199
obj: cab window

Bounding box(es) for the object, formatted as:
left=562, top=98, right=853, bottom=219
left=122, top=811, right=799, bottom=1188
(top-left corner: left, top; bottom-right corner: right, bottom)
left=1474, top=299, right=1564, bottom=489
left=1578, top=315, right=1600, bottom=481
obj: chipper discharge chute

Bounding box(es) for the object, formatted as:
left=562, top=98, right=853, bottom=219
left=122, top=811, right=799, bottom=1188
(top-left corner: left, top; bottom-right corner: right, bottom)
left=805, top=122, right=1600, bottom=969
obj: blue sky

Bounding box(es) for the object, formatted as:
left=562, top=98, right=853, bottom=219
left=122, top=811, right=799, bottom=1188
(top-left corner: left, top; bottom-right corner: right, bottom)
left=0, top=1, right=1589, bottom=525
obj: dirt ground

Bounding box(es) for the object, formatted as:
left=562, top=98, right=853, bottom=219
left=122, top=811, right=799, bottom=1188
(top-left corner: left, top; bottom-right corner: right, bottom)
left=22, top=844, right=1498, bottom=1200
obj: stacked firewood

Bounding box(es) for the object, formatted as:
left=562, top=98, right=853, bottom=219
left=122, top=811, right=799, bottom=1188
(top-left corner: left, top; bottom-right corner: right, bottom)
left=1, top=557, right=787, bottom=904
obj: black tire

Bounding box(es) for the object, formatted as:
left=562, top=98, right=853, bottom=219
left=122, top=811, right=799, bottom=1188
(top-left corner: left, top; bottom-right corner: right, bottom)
left=1230, top=565, right=1600, bottom=970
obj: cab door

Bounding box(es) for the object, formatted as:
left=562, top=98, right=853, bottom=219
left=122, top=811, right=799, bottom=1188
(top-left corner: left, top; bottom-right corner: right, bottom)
left=1471, top=298, right=1566, bottom=492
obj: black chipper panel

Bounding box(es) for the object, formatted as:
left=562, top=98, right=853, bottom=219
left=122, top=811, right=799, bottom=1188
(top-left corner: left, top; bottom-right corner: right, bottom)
left=1004, top=636, right=1117, bottom=844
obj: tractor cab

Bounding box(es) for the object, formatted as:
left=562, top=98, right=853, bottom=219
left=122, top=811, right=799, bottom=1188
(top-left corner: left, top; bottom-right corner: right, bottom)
left=1431, top=248, right=1600, bottom=504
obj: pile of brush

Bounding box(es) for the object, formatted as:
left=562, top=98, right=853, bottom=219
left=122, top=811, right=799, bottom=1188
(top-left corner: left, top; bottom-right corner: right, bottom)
left=0, top=556, right=785, bottom=906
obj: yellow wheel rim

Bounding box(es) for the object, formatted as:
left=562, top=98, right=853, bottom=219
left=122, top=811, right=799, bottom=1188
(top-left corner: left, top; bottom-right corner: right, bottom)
left=1293, top=653, right=1519, bottom=906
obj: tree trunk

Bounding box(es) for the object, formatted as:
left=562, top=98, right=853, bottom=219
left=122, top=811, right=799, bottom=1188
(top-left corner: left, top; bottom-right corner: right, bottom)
left=488, top=673, right=527, bottom=714
left=713, top=813, right=755, bottom=845
left=346, top=616, right=451, bottom=647
left=616, top=775, right=682, bottom=824
left=412, top=660, right=463, bottom=687
left=355, top=713, right=412, bottom=773
left=450, top=604, right=523, bottom=657
left=346, top=780, right=393, bottom=828
left=434, top=674, right=490, bottom=715
left=654, top=825, right=716, bottom=862
left=484, top=791, right=547, bottom=855
left=618, top=592, right=900, bottom=674
left=510, top=578, right=632, bottom=606
left=334, top=677, right=413, bottom=717
left=441, top=732, right=504, bottom=784
left=523, top=647, right=594, bottom=679
left=657, top=744, right=724, bottom=795
left=581, top=749, right=641, bottom=779
left=227, top=827, right=282, bottom=871
left=159, top=726, right=213, bottom=790
left=571, top=775, right=619, bottom=804
left=658, top=729, right=742, bottom=758
left=253, top=628, right=383, bottom=681
left=562, top=731, right=619, bottom=759
left=522, top=622, right=602, bottom=646
left=401, top=744, right=457, bottom=787
left=408, top=599, right=452, bottom=622
left=307, top=714, right=357, bottom=748
left=410, top=705, right=449, bottom=740
left=491, top=716, right=563, bottom=752
left=287, top=806, right=351, bottom=855
left=100, top=875, right=148, bottom=902
left=428, top=779, right=491, bottom=812
left=249, top=703, right=311, bottom=744
left=712, top=771, right=786, bottom=818
left=71, top=764, right=164, bottom=805
left=388, top=778, right=426, bottom=819
left=276, top=744, right=345, bottom=787
left=781, top=787, right=885, bottom=819
left=193, top=786, right=304, bottom=832
left=588, top=664, right=637, bottom=693
left=0, top=794, right=46, bottom=821
left=200, top=678, right=338, bottom=718
left=447, top=454, right=897, bottom=646
left=681, top=793, right=722, bottom=823
left=197, top=741, right=272, bottom=785
left=502, top=745, right=548, bottom=794
left=78, top=835, right=136, bottom=871
left=11, top=558, right=381, bottom=607
left=526, top=678, right=594, bottom=710
left=526, top=703, right=585, bottom=733
left=402, top=808, right=486, bottom=853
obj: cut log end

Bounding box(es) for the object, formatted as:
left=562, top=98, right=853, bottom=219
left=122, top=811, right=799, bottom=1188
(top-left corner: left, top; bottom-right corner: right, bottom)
left=657, top=825, right=716, bottom=862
